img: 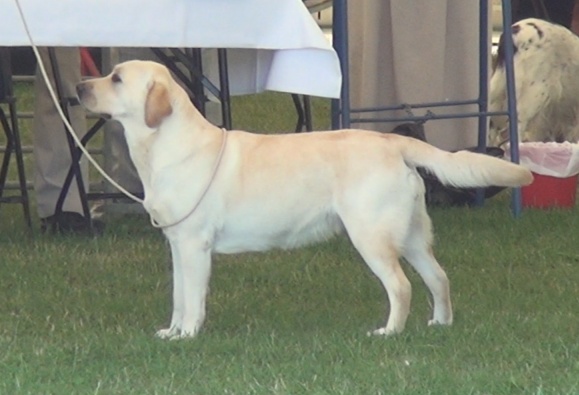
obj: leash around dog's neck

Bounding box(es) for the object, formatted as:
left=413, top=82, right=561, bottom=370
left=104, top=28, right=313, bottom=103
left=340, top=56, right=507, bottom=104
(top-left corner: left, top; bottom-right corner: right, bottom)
left=150, top=128, right=228, bottom=229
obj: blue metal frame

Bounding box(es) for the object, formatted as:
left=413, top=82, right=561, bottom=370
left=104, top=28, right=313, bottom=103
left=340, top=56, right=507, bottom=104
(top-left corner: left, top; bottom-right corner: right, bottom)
left=331, top=0, right=521, bottom=216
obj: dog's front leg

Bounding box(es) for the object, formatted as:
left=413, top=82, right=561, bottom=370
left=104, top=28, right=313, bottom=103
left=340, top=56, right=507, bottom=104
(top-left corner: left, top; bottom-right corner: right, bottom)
left=179, top=243, right=212, bottom=339
left=157, top=236, right=212, bottom=340
left=155, top=241, right=185, bottom=339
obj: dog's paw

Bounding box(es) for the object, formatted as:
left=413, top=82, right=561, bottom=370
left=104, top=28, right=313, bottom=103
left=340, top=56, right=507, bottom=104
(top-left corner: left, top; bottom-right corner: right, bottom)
left=427, top=318, right=452, bottom=327
left=168, top=329, right=198, bottom=341
left=155, top=325, right=200, bottom=340
left=367, top=327, right=400, bottom=337
left=155, top=326, right=180, bottom=339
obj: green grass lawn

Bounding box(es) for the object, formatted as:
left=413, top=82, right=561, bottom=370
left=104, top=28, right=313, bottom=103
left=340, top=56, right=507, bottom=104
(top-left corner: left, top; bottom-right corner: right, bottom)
left=1, top=201, right=578, bottom=394
left=1, top=82, right=579, bottom=394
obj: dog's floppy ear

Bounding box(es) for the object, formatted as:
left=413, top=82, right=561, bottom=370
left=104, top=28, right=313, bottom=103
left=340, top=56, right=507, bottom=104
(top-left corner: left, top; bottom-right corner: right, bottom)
left=145, top=81, right=173, bottom=128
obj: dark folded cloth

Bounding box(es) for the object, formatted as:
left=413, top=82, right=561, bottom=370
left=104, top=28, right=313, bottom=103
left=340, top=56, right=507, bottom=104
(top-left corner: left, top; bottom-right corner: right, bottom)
left=40, top=211, right=104, bottom=236
left=390, top=123, right=506, bottom=207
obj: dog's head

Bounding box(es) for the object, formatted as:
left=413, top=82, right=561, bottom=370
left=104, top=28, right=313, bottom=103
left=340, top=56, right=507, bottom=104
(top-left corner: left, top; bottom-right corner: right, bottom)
left=76, top=60, right=173, bottom=129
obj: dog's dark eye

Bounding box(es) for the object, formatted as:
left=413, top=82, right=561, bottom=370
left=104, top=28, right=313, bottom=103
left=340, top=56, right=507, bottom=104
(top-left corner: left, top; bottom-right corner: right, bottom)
left=111, top=73, right=122, bottom=83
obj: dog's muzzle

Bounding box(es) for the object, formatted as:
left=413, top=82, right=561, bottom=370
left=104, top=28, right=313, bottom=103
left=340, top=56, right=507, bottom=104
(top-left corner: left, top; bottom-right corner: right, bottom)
left=75, top=82, right=109, bottom=118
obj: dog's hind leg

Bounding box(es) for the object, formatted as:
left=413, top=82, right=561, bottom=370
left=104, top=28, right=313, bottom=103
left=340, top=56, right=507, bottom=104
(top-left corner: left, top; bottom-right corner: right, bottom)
left=358, top=239, right=411, bottom=335
left=344, top=216, right=412, bottom=336
left=402, top=203, right=452, bottom=327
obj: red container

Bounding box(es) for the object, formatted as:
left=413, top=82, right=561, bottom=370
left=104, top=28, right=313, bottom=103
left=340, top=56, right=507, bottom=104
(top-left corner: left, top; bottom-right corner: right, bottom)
left=522, top=173, right=578, bottom=209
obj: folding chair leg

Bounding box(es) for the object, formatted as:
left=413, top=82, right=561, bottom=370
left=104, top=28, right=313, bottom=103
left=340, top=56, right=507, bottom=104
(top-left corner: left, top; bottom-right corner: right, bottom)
left=0, top=109, right=11, bottom=193
left=9, top=101, right=32, bottom=227
left=0, top=105, right=32, bottom=228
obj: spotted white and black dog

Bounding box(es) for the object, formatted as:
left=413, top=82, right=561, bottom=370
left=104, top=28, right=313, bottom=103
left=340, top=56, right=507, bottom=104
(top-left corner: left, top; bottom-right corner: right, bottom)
left=489, top=18, right=579, bottom=146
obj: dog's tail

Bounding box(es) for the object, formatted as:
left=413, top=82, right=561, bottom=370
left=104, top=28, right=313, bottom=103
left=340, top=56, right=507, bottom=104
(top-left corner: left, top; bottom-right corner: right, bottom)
left=396, top=136, right=533, bottom=188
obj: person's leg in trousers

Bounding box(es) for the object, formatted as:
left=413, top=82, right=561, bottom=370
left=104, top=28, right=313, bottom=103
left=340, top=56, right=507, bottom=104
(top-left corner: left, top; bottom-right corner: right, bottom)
left=32, top=47, right=96, bottom=233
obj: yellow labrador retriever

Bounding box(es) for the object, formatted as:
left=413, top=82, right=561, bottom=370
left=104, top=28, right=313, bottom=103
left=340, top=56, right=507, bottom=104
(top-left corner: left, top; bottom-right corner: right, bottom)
left=76, top=60, right=532, bottom=339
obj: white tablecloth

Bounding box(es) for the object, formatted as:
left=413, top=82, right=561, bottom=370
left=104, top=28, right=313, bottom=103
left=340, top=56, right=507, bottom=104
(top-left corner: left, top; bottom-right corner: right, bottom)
left=0, top=0, right=341, bottom=98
